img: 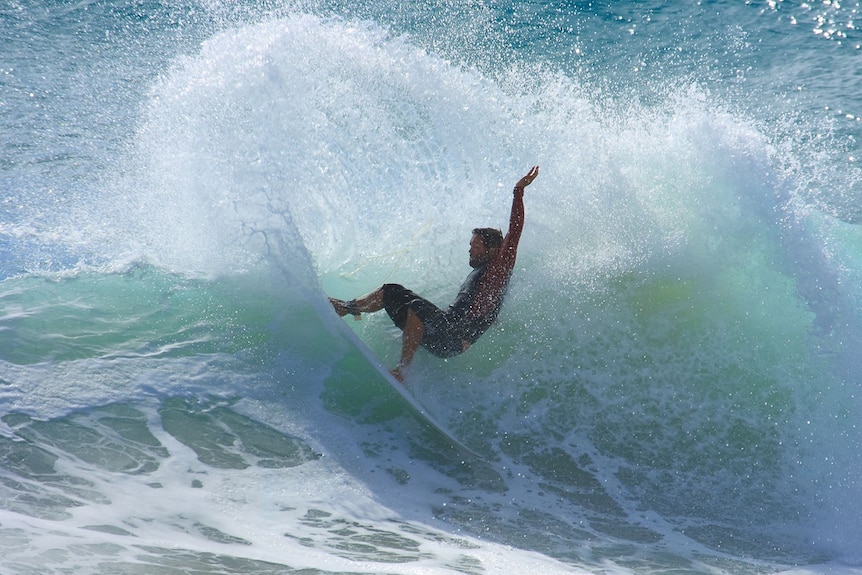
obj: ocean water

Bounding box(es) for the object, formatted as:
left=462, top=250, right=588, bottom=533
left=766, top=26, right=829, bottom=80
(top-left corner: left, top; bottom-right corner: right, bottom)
left=2, top=1, right=862, bottom=573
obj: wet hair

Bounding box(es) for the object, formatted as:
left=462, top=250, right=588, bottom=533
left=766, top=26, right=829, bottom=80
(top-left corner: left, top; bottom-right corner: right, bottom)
left=472, top=227, right=503, bottom=250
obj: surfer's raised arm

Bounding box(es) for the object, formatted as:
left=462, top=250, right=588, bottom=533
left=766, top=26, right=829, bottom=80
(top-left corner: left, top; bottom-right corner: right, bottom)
left=329, top=166, right=539, bottom=382
left=502, top=164, right=538, bottom=251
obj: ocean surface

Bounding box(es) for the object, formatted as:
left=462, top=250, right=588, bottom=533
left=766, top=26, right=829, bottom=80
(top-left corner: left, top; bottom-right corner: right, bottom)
left=2, top=1, right=862, bottom=573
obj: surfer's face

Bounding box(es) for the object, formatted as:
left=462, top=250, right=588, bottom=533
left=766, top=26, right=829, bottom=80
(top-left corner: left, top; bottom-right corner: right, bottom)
left=469, top=234, right=494, bottom=268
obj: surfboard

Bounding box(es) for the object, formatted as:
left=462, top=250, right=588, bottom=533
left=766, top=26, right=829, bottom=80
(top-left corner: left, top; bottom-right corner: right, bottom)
left=332, top=314, right=484, bottom=461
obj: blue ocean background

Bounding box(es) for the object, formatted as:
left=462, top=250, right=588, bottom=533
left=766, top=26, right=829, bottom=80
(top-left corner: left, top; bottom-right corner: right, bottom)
left=2, top=1, right=862, bottom=573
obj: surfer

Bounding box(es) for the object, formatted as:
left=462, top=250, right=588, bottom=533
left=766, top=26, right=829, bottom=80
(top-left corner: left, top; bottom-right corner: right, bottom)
left=330, top=166, right=539, bottom=382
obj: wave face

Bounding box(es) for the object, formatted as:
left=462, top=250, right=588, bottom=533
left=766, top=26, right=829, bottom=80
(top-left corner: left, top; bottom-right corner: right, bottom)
left=2, top=1, right=862, bottom=573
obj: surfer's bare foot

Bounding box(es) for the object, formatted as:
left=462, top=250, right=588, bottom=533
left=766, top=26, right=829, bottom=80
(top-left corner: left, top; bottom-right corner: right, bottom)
left=329, top=297, right=360, bottom=319
left=329, top=297, right=347, bottom=316
left=390, top=367, right=405, bottom=383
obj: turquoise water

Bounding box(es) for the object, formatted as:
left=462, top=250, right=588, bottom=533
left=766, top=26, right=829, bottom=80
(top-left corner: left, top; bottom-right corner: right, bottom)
left=2, top=1, right=861, bottom=573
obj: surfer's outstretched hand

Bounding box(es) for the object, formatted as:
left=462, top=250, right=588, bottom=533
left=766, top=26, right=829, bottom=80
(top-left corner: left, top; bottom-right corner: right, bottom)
left=516, top=165, right=539, bottom=189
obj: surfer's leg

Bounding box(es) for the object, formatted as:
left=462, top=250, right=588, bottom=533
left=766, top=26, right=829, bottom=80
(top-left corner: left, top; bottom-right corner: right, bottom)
left=329, top=288, right=386, bottom=318
left=330, top=283, right=427, bottom=320
left=391, top=307, right=425, bottom=383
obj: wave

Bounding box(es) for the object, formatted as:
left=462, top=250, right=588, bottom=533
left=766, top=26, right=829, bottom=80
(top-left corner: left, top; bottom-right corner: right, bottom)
left=3, top=9, right=862, bottom=573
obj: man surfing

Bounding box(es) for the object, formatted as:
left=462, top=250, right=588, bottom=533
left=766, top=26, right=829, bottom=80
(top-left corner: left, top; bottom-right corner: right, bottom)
left=330, top=166, right=539, bottom=382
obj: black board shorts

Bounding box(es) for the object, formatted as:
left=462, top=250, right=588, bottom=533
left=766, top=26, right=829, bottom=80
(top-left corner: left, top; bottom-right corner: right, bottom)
left=381, top=284, right=465, bottom=358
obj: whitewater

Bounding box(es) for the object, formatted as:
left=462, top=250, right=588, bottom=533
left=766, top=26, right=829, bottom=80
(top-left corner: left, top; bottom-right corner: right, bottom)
left=1, top=1, right=861, bottom=573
